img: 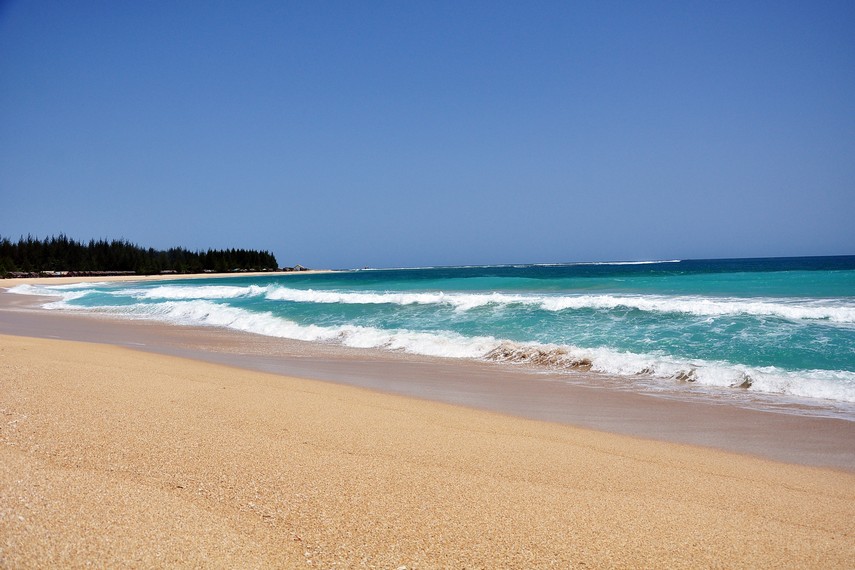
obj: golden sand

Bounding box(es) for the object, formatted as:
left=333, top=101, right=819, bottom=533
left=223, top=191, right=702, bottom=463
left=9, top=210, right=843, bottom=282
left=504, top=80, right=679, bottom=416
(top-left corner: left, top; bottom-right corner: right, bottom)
left=1, top=334, right=853, bottom=568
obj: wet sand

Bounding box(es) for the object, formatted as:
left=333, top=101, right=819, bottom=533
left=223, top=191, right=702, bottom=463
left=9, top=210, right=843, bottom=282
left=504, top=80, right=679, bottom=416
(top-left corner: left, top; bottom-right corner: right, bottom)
left=1, top=279, right=855, bottom=566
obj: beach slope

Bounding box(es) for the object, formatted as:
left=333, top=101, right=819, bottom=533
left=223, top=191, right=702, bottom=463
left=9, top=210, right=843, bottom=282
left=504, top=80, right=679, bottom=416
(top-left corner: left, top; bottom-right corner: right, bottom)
left=1, top=334, right=853, bottom=567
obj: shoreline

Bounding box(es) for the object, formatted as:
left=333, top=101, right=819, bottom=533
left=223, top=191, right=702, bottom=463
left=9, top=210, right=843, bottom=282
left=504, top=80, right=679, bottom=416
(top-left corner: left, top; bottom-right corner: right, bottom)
left=8, top=271, right=853, bottom=424
left=2, top=279, right=854, bottom=472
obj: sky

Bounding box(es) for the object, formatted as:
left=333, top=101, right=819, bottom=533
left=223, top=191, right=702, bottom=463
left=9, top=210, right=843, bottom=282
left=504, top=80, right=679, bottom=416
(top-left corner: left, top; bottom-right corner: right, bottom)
left=1, top=1, right=853, bottom=269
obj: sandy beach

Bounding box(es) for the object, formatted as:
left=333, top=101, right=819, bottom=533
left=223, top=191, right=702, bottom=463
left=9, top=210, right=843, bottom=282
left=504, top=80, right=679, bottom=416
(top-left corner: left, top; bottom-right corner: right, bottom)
left=1, top=276, right=854, bottom=567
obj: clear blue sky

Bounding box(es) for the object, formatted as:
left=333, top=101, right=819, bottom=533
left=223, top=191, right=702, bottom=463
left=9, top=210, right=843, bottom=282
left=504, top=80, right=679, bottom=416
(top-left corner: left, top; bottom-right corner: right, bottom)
left=1, top=1, right=853, bottom=269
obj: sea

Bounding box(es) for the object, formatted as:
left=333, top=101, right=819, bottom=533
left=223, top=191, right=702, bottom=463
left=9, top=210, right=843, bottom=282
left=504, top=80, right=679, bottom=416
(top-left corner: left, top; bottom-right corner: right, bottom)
left=10, top=256, right=855, bottom=417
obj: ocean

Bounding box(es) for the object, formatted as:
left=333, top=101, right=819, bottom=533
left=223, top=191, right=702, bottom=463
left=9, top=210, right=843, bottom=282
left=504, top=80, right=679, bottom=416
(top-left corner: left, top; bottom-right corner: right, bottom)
left=11, top=256, right=855, bottom=415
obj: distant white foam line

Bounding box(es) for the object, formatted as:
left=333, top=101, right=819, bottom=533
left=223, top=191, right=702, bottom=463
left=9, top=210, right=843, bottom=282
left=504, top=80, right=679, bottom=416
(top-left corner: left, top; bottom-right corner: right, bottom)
left=521, top=260, right=681, bottom=267
left=574, top=259, right=682, bottom=266
left=130, top=283, right=855, bottom=323
left=265, top=287, right=855, bottom=323
left=116, top=284, right=268, bottom=300
left=363, top=259, right=683, bottom=270
left=264, top=287, right=524, bottom=311
left=10, top=282, right=855, bottom=324
left=538, top=295, right=855, bottom=323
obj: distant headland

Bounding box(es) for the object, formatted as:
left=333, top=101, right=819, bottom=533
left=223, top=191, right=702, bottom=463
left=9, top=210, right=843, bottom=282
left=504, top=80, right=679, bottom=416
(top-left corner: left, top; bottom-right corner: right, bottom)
left=0, top=235, right=309, bottom=278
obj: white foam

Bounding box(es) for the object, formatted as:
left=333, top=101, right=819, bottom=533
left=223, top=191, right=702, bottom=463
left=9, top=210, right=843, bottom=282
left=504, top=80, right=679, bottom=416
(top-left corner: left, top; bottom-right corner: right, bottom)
left=264, top=287, right=530, bottom=312
left=45, top=297, right=855, bottom=403
left=266, top=287, right=457, bottom=306
left=116, top=284, right=268, bottom=300
left=264, top=287, right=855, bottom=324
left=7, top=284, right=73, bottom=297
left=537, top=294, right=855, bottom=323
left=575, top=259, right=682, bottom=266
left=76, top=299, right=497, bottom=359
left=484, top=341, right=855, bottom=403
left=6, top=283, right=97, bottom=307
left=368, top=259, right=682, bottom=270
left=9, top=282, right=855, bottom=405
left=23, top=281, right=853, bottom=324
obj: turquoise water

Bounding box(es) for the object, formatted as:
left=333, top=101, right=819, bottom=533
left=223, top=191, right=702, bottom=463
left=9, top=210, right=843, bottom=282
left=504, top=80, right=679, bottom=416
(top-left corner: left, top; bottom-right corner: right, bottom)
left=12, top=256, right=855, bottom=405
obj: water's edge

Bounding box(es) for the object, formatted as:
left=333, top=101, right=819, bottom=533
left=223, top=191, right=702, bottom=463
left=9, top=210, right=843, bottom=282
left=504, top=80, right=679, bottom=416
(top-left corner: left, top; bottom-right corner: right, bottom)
left=2, top=289, right=853, bottom=472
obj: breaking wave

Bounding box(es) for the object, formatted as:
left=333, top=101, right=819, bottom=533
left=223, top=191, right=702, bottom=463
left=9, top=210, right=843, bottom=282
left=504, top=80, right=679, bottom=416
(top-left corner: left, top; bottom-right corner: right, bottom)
left=21, top=293, right=855, bottom=404
left=117, top=285, right=269, bottom=300
left=7, top=283, right=98, bottom=296
left=121, top=284, right=855, bottom=324
left=11, top=282, right=855, bottom=324
left=7, top=273, right=855, bottom=407
left=48, top=298, right=500, bottom=359
left=482, top=342, right=855, bottom=403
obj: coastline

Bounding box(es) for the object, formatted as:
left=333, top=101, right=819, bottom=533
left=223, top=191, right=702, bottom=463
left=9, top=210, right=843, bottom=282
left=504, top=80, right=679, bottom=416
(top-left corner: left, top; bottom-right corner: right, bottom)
left=2, top=277, right=854, bottom=471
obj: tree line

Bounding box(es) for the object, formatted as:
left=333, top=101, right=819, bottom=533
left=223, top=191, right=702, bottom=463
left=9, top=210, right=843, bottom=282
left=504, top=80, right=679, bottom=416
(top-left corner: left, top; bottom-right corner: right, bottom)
left=0, top=235, right=279, bottom=276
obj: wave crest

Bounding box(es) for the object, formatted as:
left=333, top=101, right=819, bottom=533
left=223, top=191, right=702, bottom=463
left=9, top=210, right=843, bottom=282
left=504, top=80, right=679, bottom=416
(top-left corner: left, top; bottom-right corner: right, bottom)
left=485, top=343, right=593, bottom=370
left=8, top=281, right=855, bottom=406
left=482, top=340, right=855, bottom=404
left=264, top=288, right=855, bottom=323
left=12, top=282, right=855, bottom=324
